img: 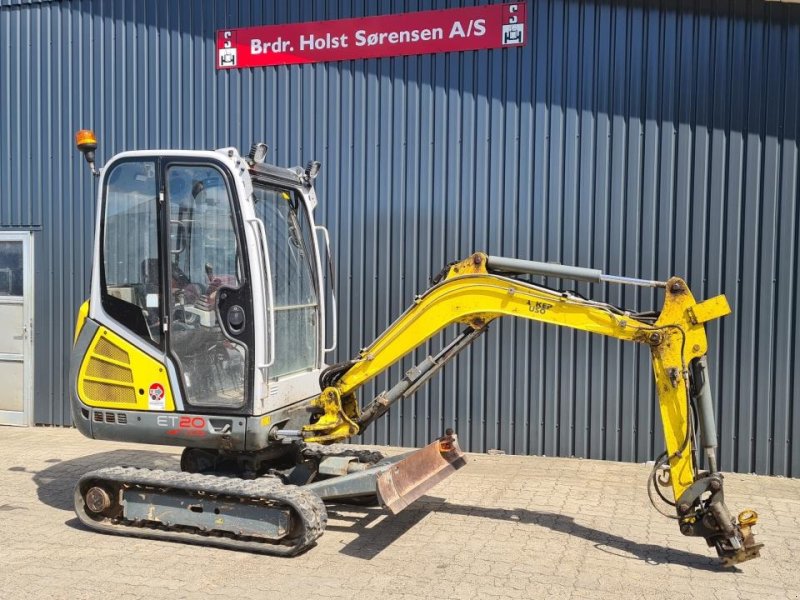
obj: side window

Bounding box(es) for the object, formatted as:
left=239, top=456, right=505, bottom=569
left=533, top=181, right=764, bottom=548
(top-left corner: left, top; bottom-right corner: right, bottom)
left=253, top=186, right=319, bottom=378
left=102, top=161, right=161, bottom=344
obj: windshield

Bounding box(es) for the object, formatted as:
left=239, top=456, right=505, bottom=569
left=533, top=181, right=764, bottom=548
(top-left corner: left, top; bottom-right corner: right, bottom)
left=253, top=184, right=319, bottom=378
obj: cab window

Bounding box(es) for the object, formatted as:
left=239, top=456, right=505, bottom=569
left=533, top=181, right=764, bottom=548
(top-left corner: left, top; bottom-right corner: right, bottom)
left=253, top=185, right=319, bottom=378
left=101, top=160, right=161, bottom=345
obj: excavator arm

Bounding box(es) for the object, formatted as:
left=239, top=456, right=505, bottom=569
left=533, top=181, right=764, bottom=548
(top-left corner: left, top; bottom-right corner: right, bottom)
left=299, top=252, right=762, bottom=565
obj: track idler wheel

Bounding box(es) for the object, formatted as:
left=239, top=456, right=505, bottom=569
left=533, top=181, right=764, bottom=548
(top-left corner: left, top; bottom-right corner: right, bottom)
left=84, top=486, right=112, bottom=513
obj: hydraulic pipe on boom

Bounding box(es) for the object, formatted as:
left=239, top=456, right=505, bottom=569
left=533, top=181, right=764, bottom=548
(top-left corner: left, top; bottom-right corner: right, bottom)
left=485, top=255, right=667, bottom=288
left=298, top=252, right=762, bottom=566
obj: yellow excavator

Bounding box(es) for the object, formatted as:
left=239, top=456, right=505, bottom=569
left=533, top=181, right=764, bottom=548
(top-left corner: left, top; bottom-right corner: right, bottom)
left=69, top=130, right=761, bottom=564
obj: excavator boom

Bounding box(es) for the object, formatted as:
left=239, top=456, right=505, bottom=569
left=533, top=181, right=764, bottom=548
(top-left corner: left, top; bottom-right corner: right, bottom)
left=301, top=252, right=761, bottom=566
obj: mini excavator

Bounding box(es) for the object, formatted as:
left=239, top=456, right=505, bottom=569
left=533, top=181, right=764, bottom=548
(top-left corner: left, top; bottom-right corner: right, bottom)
left=70, top=131, right=762, bottom=565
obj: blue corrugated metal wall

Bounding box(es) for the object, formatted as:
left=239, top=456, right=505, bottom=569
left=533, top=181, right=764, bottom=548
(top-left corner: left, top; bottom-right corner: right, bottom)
left=1, top=0, right=798, bottom=476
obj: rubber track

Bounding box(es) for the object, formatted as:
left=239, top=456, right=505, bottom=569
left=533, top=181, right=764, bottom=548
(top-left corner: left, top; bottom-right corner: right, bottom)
left=74, top=466, right=327, bottom=556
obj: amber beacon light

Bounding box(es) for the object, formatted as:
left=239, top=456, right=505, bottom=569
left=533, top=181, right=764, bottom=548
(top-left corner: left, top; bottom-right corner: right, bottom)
left=75, top=129, right=100, bottom=176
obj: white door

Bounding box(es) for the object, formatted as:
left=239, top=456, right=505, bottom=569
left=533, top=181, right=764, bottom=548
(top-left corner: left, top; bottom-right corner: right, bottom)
left=0, top=232, right=33, bottom=426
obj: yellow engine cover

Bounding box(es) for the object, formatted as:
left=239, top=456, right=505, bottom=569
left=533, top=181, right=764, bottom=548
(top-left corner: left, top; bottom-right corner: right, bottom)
left=78, top=327, right=175, bottom=412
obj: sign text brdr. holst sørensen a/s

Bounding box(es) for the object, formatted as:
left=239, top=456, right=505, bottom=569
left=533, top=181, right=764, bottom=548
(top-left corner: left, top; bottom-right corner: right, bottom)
left=217, top=3, right=526, bottom=69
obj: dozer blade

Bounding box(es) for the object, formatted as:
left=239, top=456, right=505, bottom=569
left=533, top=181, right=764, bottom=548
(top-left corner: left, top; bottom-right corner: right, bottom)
left=376, top=434, right=466, bottom=514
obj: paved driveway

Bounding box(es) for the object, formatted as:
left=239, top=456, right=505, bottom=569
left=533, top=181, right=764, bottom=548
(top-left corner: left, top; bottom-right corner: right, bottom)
left=0, top=427, right=798, bottom=599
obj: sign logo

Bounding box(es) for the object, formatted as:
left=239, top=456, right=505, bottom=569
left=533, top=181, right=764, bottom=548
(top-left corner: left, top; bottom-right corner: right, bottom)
left=501, top=3, right=525, bottom=46
left=219, top=30, right=237, bottom=67
left=148, top=383, right=165, bottom=411
left=217, top=3, right=526, bottom=70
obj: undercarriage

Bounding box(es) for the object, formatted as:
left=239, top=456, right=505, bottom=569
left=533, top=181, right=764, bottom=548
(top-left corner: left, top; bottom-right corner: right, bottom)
left=75, top=435, right=466, bottom=556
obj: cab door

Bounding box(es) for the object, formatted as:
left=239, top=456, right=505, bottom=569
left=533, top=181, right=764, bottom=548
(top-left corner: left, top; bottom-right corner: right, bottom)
left=162, top=160, right=255, bottom=412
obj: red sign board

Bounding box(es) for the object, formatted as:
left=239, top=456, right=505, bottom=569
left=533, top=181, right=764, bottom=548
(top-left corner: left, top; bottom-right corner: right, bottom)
left=217, top=3, right=526, bottom=69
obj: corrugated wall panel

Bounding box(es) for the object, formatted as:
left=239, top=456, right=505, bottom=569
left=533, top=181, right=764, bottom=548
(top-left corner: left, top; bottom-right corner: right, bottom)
left=1, top=0, right=798, bottom=476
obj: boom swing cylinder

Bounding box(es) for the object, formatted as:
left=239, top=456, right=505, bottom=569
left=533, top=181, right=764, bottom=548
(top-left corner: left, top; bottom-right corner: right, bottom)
left=296, top=252, right=762, bottom=566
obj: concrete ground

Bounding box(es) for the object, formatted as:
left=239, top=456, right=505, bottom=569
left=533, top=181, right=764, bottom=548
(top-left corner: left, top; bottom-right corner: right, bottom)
left=0, top=427, right=798, bottom=600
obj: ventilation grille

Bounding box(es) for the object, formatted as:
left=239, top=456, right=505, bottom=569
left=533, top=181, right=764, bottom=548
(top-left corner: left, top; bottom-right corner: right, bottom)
left=82, top=335, right=137, bottom=407
left=83, top=381, right=136, bottom=404
left=94, top=338, right=130, bottom=364
left=86, top=358, right=133, bottom=382
left=92, top=411, right=128, bottom=424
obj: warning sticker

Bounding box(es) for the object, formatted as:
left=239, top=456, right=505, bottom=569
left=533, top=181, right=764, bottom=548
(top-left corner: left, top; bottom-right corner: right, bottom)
left=148, top=383, right=166, bottom=411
